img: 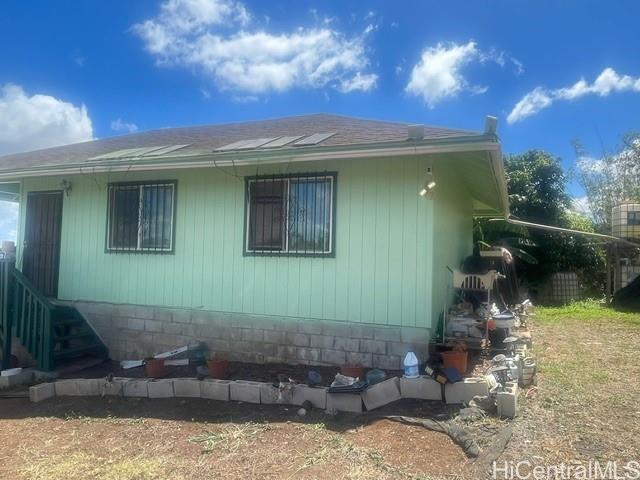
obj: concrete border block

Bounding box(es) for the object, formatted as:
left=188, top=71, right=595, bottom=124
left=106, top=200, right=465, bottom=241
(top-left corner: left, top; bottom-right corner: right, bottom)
left=148, top=379, right=175, bottom=398
left=326, top=392, right=363, bottom=413
left=54, top=379, right=80, bottom=396
left=100, top=378, right=125, bottom=397
left=400, top=376, right=442, bottom=401
left=291, top=385, right=327, bottom=409
left=230, top=380, right=261, bottom=404
left=259, top=382, right=287, bottom=405
left=445, top=378, right=489, bottom=405
left=173, top=378, right=201, bottom=398
left=76, top=379, right=101, bottom=396
left=123, top=379, right=149, bottom=398
left=497, top=381, right=518, bottom=418
left=201, top=379, right=231, bottom=401
left=29, top=382, right=55, bottom=402
left=361, top=377, right=401, bottom=411
left=0, top=369, right=34, bottom=389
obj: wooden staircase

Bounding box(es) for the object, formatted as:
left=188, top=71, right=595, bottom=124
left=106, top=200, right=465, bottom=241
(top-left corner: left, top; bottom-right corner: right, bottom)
left=0, top=260, right=108, bottom=371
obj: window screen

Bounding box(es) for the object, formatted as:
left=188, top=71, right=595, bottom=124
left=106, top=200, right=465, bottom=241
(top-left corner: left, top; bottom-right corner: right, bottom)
left=245, top=174, right=335, bottom=256
left=628, top=211, right=640, bottom=226
left=107, top=181, right=176, bottom=252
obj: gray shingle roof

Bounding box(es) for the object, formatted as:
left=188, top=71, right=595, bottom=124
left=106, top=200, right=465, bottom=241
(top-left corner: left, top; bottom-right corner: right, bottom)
left=0, top=113, right=478, bottom=173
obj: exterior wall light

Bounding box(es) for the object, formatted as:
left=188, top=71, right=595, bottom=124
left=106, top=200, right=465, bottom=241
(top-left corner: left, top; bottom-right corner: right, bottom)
left=419, top=171, right=436, bottom=197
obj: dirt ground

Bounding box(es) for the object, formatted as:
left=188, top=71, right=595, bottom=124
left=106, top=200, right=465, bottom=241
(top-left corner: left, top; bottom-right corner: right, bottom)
left=0, top=302, right=638, bottom=479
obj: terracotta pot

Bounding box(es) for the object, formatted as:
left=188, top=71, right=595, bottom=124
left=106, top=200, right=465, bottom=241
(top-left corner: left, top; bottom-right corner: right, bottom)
left=145, top=358, right=167, bottom=379
left=207, top=358, right=229, bottom=379
left=341, top=364, right=365, bottom=379
left=441, top=350, right=468, bottom=376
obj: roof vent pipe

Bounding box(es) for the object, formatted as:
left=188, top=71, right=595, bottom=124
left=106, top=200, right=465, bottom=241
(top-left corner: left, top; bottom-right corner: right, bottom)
left=407, top=124, right=425, bottom=141
left=484, top=116, right=498, bottom=135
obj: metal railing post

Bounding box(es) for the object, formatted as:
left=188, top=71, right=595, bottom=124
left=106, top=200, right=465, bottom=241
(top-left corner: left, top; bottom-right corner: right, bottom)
left=0, top=261, right=15, bottom=370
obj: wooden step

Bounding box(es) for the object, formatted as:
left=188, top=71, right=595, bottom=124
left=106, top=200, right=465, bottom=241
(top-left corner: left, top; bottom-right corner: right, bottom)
left=53, top=344, right=107, bottom=361
left=54, top=331, right=93, bottom=342
left=54, top=317, right=84, bottom=327
left=54, top=355, right=107, bottom=375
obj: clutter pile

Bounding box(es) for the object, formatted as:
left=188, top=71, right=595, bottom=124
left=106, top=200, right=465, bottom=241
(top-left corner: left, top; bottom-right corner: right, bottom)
left=443, top=269, right=534, bottom=349
left=119, top=342, right=207, bottom=374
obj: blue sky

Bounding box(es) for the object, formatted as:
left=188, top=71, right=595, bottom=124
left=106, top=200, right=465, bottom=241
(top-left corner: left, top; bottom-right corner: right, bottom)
left=1, top=0, right=639, bottom=239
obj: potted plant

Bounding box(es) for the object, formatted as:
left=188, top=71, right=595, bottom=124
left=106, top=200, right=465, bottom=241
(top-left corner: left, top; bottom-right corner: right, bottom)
left=207, top=356, right=229, bottom=379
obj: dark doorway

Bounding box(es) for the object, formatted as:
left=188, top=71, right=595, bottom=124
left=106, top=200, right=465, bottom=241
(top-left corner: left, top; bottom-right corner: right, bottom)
left=22, top=191, right=63, bottom=297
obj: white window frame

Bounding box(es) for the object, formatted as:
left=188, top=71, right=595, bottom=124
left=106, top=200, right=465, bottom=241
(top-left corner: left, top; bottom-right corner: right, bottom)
left=245, top=174, right=335, bottom=256
left=106, top=181, right=176, bottom=253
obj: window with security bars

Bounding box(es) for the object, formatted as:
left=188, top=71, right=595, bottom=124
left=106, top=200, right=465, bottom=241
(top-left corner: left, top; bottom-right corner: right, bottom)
left=107, top=181, right=176, bottom=253
left=245, top=173, right=336, bottom=256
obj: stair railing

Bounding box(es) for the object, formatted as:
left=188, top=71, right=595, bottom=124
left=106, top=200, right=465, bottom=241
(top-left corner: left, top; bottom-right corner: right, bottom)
left=9, top=268, right=56, bottom=371
left=0, top=260, right=13, bottom=369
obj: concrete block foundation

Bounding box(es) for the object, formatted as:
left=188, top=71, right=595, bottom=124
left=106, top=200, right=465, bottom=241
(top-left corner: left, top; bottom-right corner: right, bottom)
left=74, top=301, right=430, bottom=369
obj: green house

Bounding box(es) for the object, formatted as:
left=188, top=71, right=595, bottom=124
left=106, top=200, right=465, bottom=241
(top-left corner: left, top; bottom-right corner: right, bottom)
left=0, top=114, right=507, bottom=371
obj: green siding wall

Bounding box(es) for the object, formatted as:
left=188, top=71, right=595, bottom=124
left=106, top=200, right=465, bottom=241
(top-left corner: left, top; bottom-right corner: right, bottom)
left=431, top=158, right=474, bottom=326
left=15, top=155, right=471, bottom=330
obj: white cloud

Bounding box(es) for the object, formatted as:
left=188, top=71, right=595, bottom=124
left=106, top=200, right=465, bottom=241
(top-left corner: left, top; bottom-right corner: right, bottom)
left=508, top=68, right=640, bottom=124
left=572, top=196, right=593, bottom=218
left=110, top=118, right=139, bottom=134
left=507, top=87, right=553, bottom=125
left=338, top=72, right=378, bottom=93
left=0, top=84, right=93, bottom=155
left=0, top=84, right=93, bottom=242
left=576, top=155, right=605, bottom=174
left=0, top=201, right=18, bottom=242
left=133, top=0, right=377, bottom=94
left=405, top=41, right=519, bottom=108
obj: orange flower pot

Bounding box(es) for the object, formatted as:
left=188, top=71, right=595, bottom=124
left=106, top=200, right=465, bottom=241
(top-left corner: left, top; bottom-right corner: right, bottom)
left=145, top=358, right=167, bottom=379
left=441, top=350, right=468, bottom=376
left=207, top=358, right=229, bottom=379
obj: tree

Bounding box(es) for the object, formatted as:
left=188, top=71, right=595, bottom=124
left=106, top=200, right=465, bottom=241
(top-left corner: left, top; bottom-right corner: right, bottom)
left=475, top=150, right=606, bottom=297
left=573, top=132, right=640, bottom=230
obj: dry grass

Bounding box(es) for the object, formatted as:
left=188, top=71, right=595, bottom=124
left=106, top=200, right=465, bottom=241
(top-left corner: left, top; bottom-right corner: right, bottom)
left=20, top=452, right=171, bottom=480
left=189, top=421, right=271, bottom=453
left=501, top=301, right=640, bottom=465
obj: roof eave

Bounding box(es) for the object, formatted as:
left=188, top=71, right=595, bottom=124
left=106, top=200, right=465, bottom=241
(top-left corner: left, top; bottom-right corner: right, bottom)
left=0, top=134, right=501, bottom=181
